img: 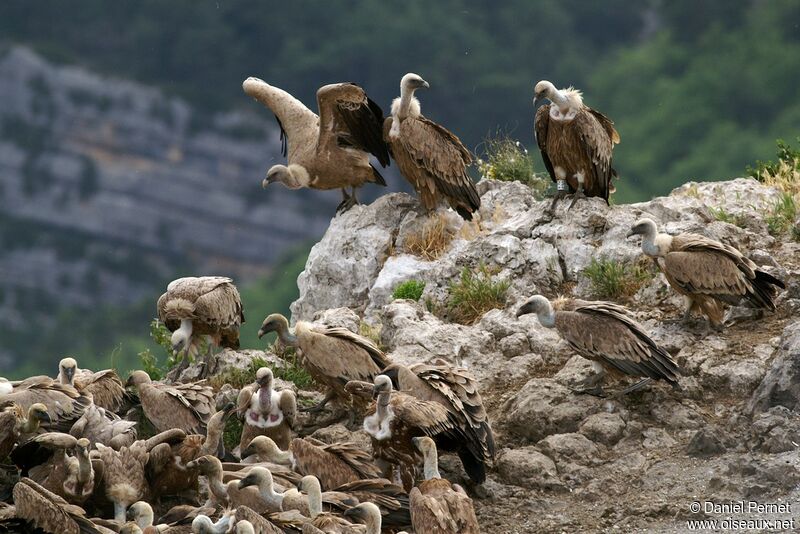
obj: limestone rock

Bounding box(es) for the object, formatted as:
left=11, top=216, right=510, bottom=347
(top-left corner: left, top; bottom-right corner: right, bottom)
left=579, top=412, right=626, bottom=447
left=495, top=447, right=565, bottom=491
left=748, top=321, right=800, bottom=413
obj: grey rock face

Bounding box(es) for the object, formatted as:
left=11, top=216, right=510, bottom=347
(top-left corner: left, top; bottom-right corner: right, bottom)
left=495, top=447, right=565, bottom=491
left=748, top=321, right=800, bottom=413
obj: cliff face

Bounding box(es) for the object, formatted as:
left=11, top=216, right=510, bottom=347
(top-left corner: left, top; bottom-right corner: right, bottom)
left=288, top=177, right=800, bottom=531
left=0, top=46, right=335, bottom=367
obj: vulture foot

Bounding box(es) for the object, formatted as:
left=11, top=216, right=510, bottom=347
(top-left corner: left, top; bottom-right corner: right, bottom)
left=198, top=345, right=218, bottom=379
left=167, top=353, right=191, bottom=382
left=571, top=384, right=607, bottom=398
left=547, top=190, right=569, bottom=213
left=335, top=189, right=358, bottom=213
left=567, top=188, right=585, bottom=210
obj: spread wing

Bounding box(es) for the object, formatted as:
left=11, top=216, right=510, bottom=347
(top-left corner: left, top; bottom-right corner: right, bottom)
left=317, top=82, right=390, bottom=169
left=13, top=478, right=102, bottom=534
left=73, top=369, right=125, bottom=413
left=534, top=104, right=556, bottom=182
left=558, top=301, right=679, bottom=382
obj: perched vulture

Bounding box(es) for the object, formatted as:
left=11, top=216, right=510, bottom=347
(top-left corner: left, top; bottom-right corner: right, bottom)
left=382, top=361, right=496, bottom=486
left=12, top=477, right=104, bottom=534
left=533, top=80, right=620, bottom=209
left=628, top=218, right=786, bottom=324
left=408, top=437, right=479, bottom=534
left=0, top=403, right=50, bottom=459
left=69, top=402, right=137, bottom=450
left=11, top=433, right=94, bottom=504
left=346, top=375, right=458, bottom=491
left=0, top=377, right=90, bottom=432
left=57, top=357, right=127, bottom=413
left=188, top=456, right=287, bottom=514
left=126, top=370, right=215, bottom=434
left=384, top=73, right=480, bottom=220
left=243, top=77, right=390, bottom=213
left=128, top=500, right=208, bottom=534
left=258, top=314, right=391, bottom=417
left=236, top=367, right=297, bottom=452
left=517, top=295, right=680, bottom=395
left=157, top=276, right=244, bottom=379
left=335, top=479, right=411, bottom=532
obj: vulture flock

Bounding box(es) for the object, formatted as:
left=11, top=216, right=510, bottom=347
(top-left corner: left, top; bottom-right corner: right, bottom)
left=0, top=74, right=786, bottom=534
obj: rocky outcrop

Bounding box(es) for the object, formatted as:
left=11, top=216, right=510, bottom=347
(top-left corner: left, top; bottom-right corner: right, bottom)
left=284, top=174, right=800, bottom=532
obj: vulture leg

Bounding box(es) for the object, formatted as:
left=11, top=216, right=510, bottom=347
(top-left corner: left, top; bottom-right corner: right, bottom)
left=548, top=190, right=568, bottom=213
left=571, top=374, right=607, bottom=397
left=199, top=342, right=217, bottom=379
left=567, top=178, right=586, bottom=210
left=299, top=390, right=335, bottom=413
left=336, top=188, right=357, bottom=213
left=168, top=348, right=191, bottom=382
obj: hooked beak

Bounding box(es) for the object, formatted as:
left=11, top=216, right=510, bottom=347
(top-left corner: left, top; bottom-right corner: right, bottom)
left=38, top=412, right=52, bottom=425
left=241, top=444, right=255, bottom=458
left=262, top=175, right=277, bottom=189
left=185, top=460, right=199, bottom=469
left=516, top=302, right=535, bottom=318
left=238, top=476, right=256, bottom=489
left=420, top=80, right=430, bottom=89
left=626, top=228, right=639, bottom=239
left=257, top=328, right=265, bottom=339
left=343, top=507, right=361, bottom=520
left=126, top=507, right=136, bottom=521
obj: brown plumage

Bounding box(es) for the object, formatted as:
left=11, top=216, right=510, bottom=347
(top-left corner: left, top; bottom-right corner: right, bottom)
left=233, top=505, right=284, bottom=534
left=259, top=314, right=391, bottom=414
left=69, top=402, right=137, bottom=450
left=534, top=80, right=619, bottom=207
left=237, top=367, right=297, bottom=452
left=0, top=402, right=50, bottom=459
left=12, top=477, right=104, bottom=534
left=628, top=218, right=785, bottom=324
left=288, top=437, right=381, bottom=491
left=408, top=437, right=479, bottom=534
left=57, top=357, right=127, bottom=413
left=0, top=376, right=90, bottom=432
left=157, top=276, right=244, bottom=378
left=385, top=73, right=480, bottom=220
left=11, top=433, right=94, bottom=504
left=335, top=479, right=411, bottom=532
left=347, top=375, right=458, bottom=491
left=517, top=295, right=680, bottom=394
left=382, top=362, right=495, bottom=485
left=243, top=78, right=389, bottom=213
left=126, top=370, right=215, bottom=434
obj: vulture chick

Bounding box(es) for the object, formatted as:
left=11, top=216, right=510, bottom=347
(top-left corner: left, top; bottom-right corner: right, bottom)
left=126, top=370, right=215, bottom=434
left=0, top=402, right=51, bottom=459
left=409, top=437, right=479, bottom=534
left=517, top=295, right=680, bottom=395
left=11, top=433, right=94, bottom=504
left=347, top=375, right=458, bottom=491
left=258, top=314, right=391, bottom=420
left=70, top=402, right=137, bottom=450
left=383, top=361, right=495, bottom=486
left=243, top=77, right=390, bottom=213
left=237, top=367, right=297, bottom=452
left=628, top=218, right=785, bottom=324
left=57, top=357, right=127, bottom=413
left=157, top=276, right=244, bottom=379
left=384, top=73, right=480, bottom=220
left=12, top=477, right=104, bottom=534
left=533, top=80, right=619, bottom=210
left=0, top=376, right=90, bottom=432
left=242, top=436, right=380, bottom=491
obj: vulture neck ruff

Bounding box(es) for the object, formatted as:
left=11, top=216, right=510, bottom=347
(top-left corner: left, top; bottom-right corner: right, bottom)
left=643, top=233, right=673, bottom=257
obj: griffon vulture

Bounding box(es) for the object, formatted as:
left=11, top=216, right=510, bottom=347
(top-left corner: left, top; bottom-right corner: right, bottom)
left=243, top=77, right=390, bottom=213
left=533, top=80, right=620, bottom=209
left=12, top=477, right=104, bottom=534
left=385, top=73, right=480, bottom=220
left=382, top=361, right=496, bottom=486
left=0, top=377, right=90, bottom=433
left=57, top=357, right=127, bottom=413
left=627, top=218, right=785, bottom=324
left=69, top=403, right=137, bottom=450
left=258, top=314, right=391, bottom=419
left=126, top=370, right=215, bottom=434
left=335, top=479, right=411, bottom=532
left=191, top=514, right=233, bottom=534
left=346, top=375, right=458, bottom=491
left=157, top=276, right=244, bottom=379
left=0, top=403, right=50, bottom=459
left=236, top=367, right=297, bottom=452
left=408, top=437, right=479, bottom=534
left=516, top=295, right=680, bottom=395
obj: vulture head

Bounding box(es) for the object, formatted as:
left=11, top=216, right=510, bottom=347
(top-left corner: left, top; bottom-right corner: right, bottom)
left=58, top=357, right=78, bottom=386
left=401, top=72, right=429, bottom=91
left=627, top=217, right=658, bottom=240
left=238, top=466, right=274, bottom=491
left=27, top=403, right=51, bottom=427
left=516, top=295, right=556, bottom=327
left=372, top=374, right=393, bottom=399
left=241, top=435, right=282, bottom=460
left=126, top=501, right=154, bottom=529
left=192, top=514, right=232, bottom=534
left=534, top=80, right=582, bottom=113
left=185, top=455, right=221, bottom=476
left=343, top=502, right=383, bottom=529
left=256, top=367, right=274, bottom=388
left=413, top=436, right=442, bottom=480
left=75, top=437, right=90, bottom=458
left=257, top=313, right=290, bottom=339
left=264, top=164, right=310, bottom=190
left=533, top=80, right=558, bottom=107
left=125, top=370, right=152, bottom=389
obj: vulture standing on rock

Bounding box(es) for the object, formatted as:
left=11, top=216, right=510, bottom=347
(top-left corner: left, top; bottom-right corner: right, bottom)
left=0, top=376, right=90, bottom=432
left=57, top=357, right=127, bottom=413
left=346, top=375, right=459, bottom=491
left=157, top=276, right=244, bottom=379
left=242, top=77, right=390, bottom=213
left=385, top=73, right=481, bottom=220
left=409, top=437, right=479, bottom=534
left=382, top=362, right=495, bottom=487
left=627, top=218, right=785, bottom=325
left=533, top=80, right=620, bottom=210
left=258, top=314, right=391, bottom=420
left=236, top=367, right=297, bottom=453
left=517, top=295, right=680, bottom=395
left=126, top=370, right=215, bottom=434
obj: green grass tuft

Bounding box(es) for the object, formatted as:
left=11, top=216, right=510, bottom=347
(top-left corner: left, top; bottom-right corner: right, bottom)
left=709, top=206, right=748, bottom=228
left=583, top=257, right=652, bottom=299
left=392, top=280, right=426, bottom=301
left=764, top=192, right=798, bottom=237
left=477, top=134, right=548, bottom=198
left=446, top=264, right=509, bottom=325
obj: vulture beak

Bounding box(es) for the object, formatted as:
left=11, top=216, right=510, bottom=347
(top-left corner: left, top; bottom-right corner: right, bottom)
left=516, top=302, right=535, bottom=318
left=241, top=444, right=255, bottom=458
left=626, top=229, right=636, bottom=238
left=371, top=384, right=381, bottom=400
left=185, top=459, right=198, bottom=469
left=257, top=328, right=265, bottom=339
left=126, top=508, right=136, bottom=521
left=238, top=475, right=256, bottom=489
left=420, top=80, right=430, bottom=89
left=38, top=412, right=52, bottom=425
left=125, top=375, right=134, bottom=388
left=343, top=507, right=361, bottom=520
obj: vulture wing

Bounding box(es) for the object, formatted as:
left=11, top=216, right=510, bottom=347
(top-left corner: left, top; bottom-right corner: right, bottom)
left=391, top=393, right=458, bottom=437
left=574, top=107, right=616, bottom=201
left=304, top=326, right=390, bottom=385
left=534, top=104, right=557, bottom=182
left=409, top=485, right=458, bottom=534
left=235, top=505, right=284, bottom=534
left=73, top=369, right=125, bottom=413
left=191, top=280, right=244, bottom=347
left=1, top=378, right=90, bottom=433
left=317, top=82, right=390, bottom=170
left=13, top=478, right=101, bottom=534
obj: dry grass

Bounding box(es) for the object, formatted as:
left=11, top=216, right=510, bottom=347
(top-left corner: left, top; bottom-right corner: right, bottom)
left=403, top=213, right=455, bottom=260
left=358, top=321, right=384, bottom=350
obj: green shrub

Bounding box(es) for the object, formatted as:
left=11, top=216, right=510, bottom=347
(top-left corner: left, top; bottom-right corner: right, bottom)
left=747, top=138, right=800, bottom=181
left=477, top=135, right=548, bottom=198
left=764, top=193, right=798, bottom=237
left=392, top=280, right=426, bottom=301
left=584, top=257, right=652, bottom=299
left=447, top=264, right=509, bottom=325
left=709, top=206, right=747, bottom=227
